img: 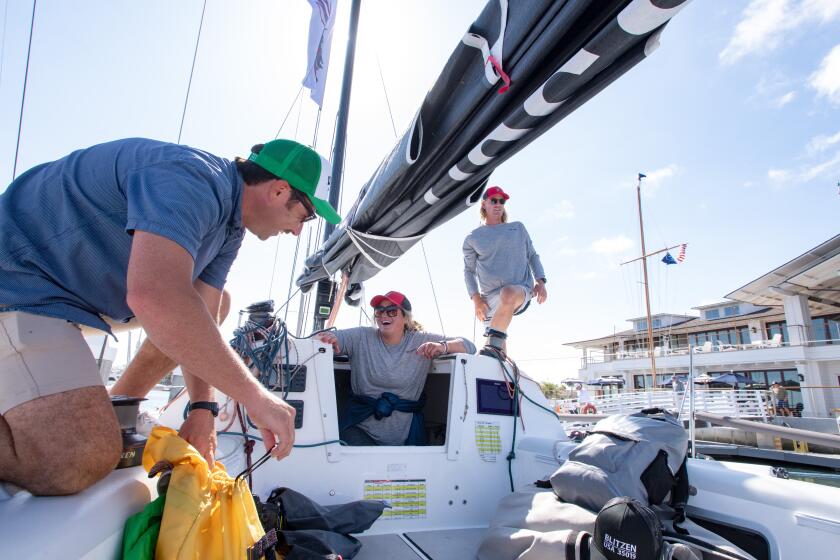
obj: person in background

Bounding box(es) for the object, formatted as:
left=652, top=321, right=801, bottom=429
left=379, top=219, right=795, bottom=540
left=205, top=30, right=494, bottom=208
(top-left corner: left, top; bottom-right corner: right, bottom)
left=771, top=382, right=790, bottom=416
left=463, top=186, right=547, bottom=355
left=317, top=291, right=476, bottom=446
left=0, top=138, right=340, bottom=495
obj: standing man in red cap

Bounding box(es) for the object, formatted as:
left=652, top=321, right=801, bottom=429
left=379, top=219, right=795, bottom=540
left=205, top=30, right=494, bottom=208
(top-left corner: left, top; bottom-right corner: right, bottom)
left=463, top=186, right=547, bottom=355
left=317, top=291, right=475, bottom=445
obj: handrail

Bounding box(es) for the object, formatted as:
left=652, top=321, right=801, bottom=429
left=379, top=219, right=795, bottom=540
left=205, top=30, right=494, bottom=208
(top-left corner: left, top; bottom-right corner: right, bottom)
left=552, top=388, right=769, bottom=420
left=580, top=338, right=840, bottom=365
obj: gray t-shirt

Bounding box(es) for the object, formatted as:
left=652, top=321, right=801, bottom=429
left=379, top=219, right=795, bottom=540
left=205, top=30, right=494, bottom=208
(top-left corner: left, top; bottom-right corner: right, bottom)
left=462, top=221, right=546, bottom=298
left=334, top=327, right=476, bottom=445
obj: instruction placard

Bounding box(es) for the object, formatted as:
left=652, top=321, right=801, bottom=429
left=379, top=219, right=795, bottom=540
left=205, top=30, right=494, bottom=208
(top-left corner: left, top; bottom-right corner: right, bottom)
left=475, top=420, right=502, bottom=461
left=364, top=479, right=427, bottom=519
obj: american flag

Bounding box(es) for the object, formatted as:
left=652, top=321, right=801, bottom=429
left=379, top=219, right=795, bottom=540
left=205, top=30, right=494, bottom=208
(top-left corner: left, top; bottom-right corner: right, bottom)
left=677, top=243, right=687, bottom=263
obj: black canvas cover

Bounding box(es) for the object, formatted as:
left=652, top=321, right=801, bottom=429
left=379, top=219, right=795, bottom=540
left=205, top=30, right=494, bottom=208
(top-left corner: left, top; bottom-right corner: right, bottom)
left=297, top=0, right=692, bottom=293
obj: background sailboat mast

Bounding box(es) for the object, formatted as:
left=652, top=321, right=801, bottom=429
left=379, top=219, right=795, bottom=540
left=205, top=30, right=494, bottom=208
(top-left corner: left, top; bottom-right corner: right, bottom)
left=636, top=173, right=658, bottom=387
left=312, top=0, right=361, bottom=332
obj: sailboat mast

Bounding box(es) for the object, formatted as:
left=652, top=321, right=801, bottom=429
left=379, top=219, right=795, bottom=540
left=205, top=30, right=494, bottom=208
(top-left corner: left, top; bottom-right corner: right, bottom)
left=636, top=174, right=658, bottom=387
left=312, top=0, right=361, bottom=333
left=323, top=0, right=360, bottom=242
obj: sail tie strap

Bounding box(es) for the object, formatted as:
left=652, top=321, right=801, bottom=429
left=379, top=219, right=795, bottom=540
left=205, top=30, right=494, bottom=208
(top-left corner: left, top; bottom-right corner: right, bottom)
left=345, top=228, right=425, bottom=270
left=460, top=0, right=509, bottom=93
left=487, top=55, right=511, bottom=94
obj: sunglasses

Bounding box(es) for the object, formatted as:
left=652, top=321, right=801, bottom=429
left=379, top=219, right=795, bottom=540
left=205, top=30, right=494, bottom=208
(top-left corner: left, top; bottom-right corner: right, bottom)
left=374, top=306, right=401, bottom=318
left=487, top=197, right=506, bottom=205
left=289, top=188, right=317, bottom=222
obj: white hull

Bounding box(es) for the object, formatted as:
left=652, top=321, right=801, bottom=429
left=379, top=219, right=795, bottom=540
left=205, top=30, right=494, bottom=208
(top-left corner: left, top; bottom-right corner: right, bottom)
left=3, top=338, right=840, bottom=558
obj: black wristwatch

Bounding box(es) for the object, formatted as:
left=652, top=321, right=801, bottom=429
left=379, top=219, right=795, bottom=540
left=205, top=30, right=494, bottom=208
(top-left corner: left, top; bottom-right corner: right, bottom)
left=188, top=401, right=219, bottom=417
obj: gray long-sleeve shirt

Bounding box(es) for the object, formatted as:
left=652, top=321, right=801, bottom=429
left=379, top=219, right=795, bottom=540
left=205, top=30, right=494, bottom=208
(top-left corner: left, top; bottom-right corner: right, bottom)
left=462, top=221, right=546, bottom=298
left=334, top=327, right=476, bottom=445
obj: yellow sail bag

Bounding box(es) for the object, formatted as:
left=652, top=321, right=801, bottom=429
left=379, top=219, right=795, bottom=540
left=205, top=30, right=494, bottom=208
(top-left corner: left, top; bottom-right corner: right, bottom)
left=142, top=426, right=271, bottom=559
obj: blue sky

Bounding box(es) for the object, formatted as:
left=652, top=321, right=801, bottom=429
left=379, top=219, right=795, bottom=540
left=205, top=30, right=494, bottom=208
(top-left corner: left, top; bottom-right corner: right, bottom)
left=1, top=1, right=838, bottom=381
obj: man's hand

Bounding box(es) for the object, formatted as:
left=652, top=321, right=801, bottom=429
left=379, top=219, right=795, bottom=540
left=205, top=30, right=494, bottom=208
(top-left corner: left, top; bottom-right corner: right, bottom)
left=472, top=294, right=490, bottom=321
left=316, top=331, right=341, bottom=354
left=247, top=393, right=297, bottom=459
left=533, top=280, right=548, bottom=304
left=416, top=341, right=446, bottom=360
left=179, top=409, right=217, bottom=468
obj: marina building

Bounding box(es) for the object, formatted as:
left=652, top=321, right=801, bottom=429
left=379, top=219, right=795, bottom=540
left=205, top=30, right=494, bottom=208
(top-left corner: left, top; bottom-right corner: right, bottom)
left=568, top=235, right=840, bottom=417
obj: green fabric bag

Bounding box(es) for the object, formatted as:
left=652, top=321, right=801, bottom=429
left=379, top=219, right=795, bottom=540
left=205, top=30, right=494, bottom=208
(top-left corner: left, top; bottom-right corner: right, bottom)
left=122, top=495, right=166, bottom=560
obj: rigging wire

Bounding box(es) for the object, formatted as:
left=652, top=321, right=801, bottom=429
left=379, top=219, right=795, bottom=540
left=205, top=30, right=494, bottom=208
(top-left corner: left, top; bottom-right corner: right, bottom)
left=176, top=0, right=207, bottom=144
left=374, top=35, right=447, bottom=337
left=375, top=52, right=398, bottom=138
left=11, top=0, right=36, bottom=180
left=420, top=240, right=446, bottom=336
left=269, top=92, right=309, bottom=300
left=273, top=85, right=304, bottom=140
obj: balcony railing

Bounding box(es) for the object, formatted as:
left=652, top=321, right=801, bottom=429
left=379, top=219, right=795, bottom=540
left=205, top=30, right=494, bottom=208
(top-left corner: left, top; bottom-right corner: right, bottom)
left=552, top=388, right=770, bottom=420
left=579, top=338, right=828, bottom=366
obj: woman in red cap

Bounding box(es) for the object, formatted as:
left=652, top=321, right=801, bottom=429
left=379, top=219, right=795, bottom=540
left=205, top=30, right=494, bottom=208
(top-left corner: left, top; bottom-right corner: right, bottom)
left=317, top=291, right=475, bottom=446
left=463, top=186, right=547, bottom=354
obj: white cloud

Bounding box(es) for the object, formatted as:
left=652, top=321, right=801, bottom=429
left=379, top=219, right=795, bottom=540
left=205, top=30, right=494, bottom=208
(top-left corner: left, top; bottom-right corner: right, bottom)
left=809, top=44, right=840, bottom=104
left=590, top=235, right=634, bottom=255
left=768, top=150, right=840, bottom=184
left=545, top=200, right=575, bottom=220
left=767, top=168, right=791, bottom=182
left=773, top=91, right=796, bottom=107
left=807, top=130, right=840, bottom=154
left=720, top=0, right=840, bottom=65
left=640, top=164, right=681, bottom=196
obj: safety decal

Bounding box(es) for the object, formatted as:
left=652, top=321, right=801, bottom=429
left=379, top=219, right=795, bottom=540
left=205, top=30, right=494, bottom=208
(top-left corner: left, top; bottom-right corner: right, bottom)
left=475, top=420, right=502, bottom=461
left=364, top=479, right=427, bottom=519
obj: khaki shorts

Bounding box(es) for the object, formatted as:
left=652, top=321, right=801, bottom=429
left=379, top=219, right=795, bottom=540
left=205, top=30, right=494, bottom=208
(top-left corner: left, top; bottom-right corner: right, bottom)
left=483, top=284, right=531, bottom=326
left=0, top=311, right=103, bottom=414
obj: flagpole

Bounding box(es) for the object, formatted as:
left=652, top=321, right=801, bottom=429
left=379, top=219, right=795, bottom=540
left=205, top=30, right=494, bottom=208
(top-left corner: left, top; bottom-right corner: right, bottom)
left=635, top=173, right=658, bottom=388
left=619, top=243, right=687, bottom=266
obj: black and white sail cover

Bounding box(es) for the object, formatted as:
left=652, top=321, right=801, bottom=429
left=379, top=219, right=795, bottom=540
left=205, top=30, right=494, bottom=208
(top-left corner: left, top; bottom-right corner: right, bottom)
left=297, top=0, right=691, bottom=294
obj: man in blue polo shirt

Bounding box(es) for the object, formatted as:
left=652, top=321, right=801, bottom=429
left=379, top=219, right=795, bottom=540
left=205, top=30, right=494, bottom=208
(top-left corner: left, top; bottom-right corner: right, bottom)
left=0, top=137, right=341, bottom=495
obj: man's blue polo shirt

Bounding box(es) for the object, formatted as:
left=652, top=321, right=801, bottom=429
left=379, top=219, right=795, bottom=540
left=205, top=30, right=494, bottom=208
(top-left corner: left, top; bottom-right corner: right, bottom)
left=0, top=138, right=245, bottom=333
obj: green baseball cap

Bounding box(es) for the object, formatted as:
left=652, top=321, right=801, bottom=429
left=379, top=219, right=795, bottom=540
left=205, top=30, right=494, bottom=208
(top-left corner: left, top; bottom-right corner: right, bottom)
left=248, top=139, right=342, bottom=225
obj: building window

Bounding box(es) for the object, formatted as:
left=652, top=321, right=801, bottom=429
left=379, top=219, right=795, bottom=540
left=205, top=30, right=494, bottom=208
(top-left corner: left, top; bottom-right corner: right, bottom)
left=637, top=320, right=647, bottom=331
left=653, top=319, right=661, bottom=328
left=765, top=321, right=788, bottom=343
left=724, top=305, right=739, bottom=317
left=706, top=309, right=720, bottom=320
left=811, top=314, right=840, bottom=346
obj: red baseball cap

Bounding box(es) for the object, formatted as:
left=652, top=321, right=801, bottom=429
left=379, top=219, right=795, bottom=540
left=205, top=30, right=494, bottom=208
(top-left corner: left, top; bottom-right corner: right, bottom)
left=370, top=291, right=412, bottom=312
left=482, top=186, right=510, bottom=200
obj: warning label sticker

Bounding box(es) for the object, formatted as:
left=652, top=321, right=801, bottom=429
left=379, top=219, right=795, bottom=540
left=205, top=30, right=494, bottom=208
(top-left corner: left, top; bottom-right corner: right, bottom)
left=475, top=420, right=502, bottom=461
left=364, top=479, right=427, bottom=519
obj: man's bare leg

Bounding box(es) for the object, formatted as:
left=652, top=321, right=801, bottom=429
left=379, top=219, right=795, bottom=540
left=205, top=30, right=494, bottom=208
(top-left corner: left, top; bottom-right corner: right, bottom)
left=0, top=387, right=121, bottom=495
left=487, top=286, right=526, bottom=334
left=111, top=290, right=231, bottom=398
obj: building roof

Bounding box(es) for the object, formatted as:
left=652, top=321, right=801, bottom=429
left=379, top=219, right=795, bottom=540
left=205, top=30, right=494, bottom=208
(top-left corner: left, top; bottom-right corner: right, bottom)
left=726, top=234, right=840, bottom=315
left=566, top=306, right=782, bottom=348
left=625, top=313, right=696, bottom=322
left=692, top=300, right=739, bottom=310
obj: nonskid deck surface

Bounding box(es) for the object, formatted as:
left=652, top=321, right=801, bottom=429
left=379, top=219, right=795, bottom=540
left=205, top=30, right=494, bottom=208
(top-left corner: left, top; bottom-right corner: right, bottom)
left=356, top=528, right=487, bottom=560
